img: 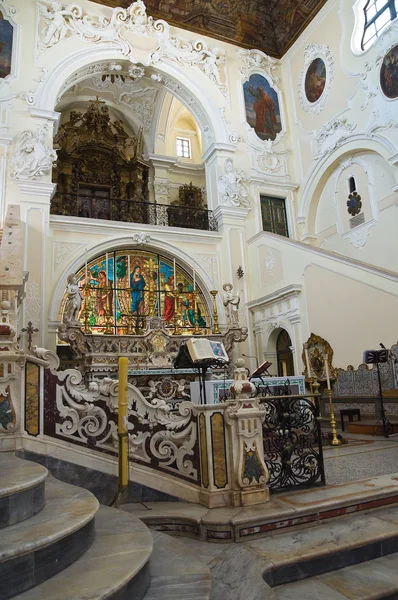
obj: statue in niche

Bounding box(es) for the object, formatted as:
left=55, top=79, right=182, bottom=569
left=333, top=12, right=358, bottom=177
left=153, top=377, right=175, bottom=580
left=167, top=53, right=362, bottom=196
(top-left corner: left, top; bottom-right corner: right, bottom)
left=63, top=274, right=82, bottom=324
left=218, top=158, right=250, bottom=209
left=9, top=124, right=57, bottom=180
left=223, top=283, right=240, bottom=326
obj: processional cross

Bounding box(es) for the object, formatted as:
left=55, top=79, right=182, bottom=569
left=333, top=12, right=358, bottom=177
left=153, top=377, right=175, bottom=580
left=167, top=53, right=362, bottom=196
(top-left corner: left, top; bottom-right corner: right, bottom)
left=21, top=321, right=39, bottom=351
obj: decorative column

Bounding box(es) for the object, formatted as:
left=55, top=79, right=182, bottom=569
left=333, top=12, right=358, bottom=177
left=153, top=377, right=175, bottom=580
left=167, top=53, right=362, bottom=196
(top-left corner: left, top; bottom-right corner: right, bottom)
left=225, top=358, right=270, bottom=506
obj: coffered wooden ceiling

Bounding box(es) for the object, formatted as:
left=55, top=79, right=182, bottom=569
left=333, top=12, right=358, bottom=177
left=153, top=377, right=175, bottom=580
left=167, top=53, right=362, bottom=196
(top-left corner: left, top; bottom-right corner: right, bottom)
left=91, top=0, right=328, bottom=58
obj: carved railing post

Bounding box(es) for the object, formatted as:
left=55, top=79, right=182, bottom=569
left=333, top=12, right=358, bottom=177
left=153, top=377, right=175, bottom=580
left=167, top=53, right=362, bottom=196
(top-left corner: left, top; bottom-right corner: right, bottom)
left=225, top=358, right=270, bottom=506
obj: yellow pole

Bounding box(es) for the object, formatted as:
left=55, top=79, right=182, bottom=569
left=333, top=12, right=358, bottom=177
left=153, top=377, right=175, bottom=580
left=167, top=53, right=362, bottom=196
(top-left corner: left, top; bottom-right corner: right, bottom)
left=118, top=356, right=129, bottom=488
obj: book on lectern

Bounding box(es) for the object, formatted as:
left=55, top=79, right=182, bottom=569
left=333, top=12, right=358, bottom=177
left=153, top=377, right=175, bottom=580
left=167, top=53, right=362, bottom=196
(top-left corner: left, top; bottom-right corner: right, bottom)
left=186, top=338, right=229, bottom=363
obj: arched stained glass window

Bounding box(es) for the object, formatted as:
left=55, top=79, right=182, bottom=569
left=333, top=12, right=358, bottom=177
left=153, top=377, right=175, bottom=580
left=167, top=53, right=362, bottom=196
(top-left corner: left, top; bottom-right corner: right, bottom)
left=60, top=249, right=211, bottom=336
left=362, top=0, right=397, bottom=50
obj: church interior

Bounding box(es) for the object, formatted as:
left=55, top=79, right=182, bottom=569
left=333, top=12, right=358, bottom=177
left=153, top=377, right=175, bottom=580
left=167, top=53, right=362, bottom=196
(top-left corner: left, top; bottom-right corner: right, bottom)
left=0, top=0, right=397, bottom=597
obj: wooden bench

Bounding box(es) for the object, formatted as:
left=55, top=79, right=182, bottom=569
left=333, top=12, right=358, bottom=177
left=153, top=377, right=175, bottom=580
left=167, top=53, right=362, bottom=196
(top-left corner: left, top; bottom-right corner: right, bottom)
left=340, top=408, right=361, bottom=432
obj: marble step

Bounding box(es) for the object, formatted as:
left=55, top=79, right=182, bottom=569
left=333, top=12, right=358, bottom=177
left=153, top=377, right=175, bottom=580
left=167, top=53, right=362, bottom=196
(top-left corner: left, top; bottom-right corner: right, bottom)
left=274, top=553, right=398, bottom=600
left=243, top=503, right=398, bottom=587
left=13, top=505, right=153, bottom=600
left=0, top=452, right=47, bottom=529
left=144, top=530, right=211, bottom=599
left=0, top=476, right=98, bottom=599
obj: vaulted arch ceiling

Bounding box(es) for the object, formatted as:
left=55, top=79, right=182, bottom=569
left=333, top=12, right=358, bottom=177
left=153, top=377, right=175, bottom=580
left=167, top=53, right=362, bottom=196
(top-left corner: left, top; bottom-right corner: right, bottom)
left=90, top=0, right=328, bottom=57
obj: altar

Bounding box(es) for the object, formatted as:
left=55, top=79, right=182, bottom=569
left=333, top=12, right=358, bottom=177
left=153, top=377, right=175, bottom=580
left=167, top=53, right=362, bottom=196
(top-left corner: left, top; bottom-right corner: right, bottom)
left=190, top=375, right=306, bottom=404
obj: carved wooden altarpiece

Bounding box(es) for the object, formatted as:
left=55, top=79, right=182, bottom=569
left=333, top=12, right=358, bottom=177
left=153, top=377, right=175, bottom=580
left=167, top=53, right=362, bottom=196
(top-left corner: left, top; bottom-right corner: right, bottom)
left=51, top=98, right=150, bottom=222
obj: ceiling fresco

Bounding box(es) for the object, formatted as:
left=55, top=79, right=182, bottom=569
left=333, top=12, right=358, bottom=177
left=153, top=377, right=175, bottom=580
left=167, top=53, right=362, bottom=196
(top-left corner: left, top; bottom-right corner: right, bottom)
left=90, top=0, right=328, bottom=57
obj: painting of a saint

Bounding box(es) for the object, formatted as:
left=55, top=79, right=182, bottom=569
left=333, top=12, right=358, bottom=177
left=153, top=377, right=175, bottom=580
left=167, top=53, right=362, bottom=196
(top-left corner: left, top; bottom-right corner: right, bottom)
left=243, top=74, right=282, bottom=141
left=0, top=13, right=13, bottom=80
left=380, top=45, right=398, bottom=100
left=304, top=58, right=326, bottom=104
left=163, top=275, right=175, bottom=322
left=130, top=265, right=146, bottom=315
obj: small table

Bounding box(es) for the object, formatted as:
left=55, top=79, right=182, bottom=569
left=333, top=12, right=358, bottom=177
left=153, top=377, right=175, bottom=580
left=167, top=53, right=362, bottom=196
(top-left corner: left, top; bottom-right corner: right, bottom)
left=340, top=408, right=361, bottom=432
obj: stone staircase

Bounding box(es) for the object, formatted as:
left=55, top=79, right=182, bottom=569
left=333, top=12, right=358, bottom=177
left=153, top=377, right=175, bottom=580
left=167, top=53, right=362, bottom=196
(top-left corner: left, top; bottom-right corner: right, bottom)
left=1, top=452, right=211, bottom=600
left=209, top=503, right=398, bottom=599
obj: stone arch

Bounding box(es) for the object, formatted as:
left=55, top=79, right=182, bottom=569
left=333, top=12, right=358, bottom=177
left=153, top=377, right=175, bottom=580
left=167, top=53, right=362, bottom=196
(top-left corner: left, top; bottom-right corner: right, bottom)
left=49, top=235, right=221, bottom=326
left=34, top=47, right=228, bottom=150
left=297, top=135, right=397, bottom=236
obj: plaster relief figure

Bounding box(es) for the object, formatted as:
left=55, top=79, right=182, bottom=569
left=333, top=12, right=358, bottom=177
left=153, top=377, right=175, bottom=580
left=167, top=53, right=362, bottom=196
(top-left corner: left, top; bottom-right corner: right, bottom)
left=218, top=158, right=250, bottom=209
left=38, top=1, right=76, bottom=50
left=223, top=283, right=240, bottom=326
left=63, top=273, right=82, bottom=323
left=9, top=124, right=57, bottom=180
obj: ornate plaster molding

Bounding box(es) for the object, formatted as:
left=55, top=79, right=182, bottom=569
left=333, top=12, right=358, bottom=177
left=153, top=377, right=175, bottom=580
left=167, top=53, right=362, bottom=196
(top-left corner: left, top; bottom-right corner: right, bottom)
left=218, top=157, right=251, bottom=210
left=314, top=116, right=356, bottom=160
left=238, top=49, right=279, bottom=85
left=298, top=44, right=334, bottom=115
left=9, top=123, right=57, bottom=180
left=36, top=1, right=228, bottom=98
left=342, top=219, right=376, bottom=249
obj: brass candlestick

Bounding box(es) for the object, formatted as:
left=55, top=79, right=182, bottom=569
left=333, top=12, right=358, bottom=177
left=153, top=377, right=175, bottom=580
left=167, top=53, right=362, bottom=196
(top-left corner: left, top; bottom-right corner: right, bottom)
left=210, top=290, right=220, bottom=334
left=172, top=289, right=181, bottom=335
left=193, top=289, right=200, bottom=335
left=104, top=285, right=113, bottom=334
left=126, top=314, right=134, bottom=335
left=83, top=283, right=92, bottom=334
left=327, top=387, right=341, bottom=446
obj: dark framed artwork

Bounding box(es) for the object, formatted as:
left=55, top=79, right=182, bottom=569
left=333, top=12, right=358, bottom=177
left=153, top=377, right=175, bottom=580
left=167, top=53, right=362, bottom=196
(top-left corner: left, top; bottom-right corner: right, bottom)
left=243, top=73, right=282, bottom=141
left=380, top=45, right=398, bottom=99
left=0, top=11, right=14, bottom=80
left=304, top=58, right=326, bottom=104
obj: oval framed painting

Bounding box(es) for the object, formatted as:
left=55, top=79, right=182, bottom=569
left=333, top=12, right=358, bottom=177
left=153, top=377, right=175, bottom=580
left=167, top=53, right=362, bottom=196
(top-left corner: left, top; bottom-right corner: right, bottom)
left=380, top=45, right=398, bottom=100
left=243, top=73, right=282, bottom=142
left=304, top=58, right=326, bottom=104
left=298, top=44, right=334, bottom=114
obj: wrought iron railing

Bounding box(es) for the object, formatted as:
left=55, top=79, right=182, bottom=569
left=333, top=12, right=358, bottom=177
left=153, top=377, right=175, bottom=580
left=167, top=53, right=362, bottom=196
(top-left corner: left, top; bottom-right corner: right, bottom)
left=259, top=393, right=325, bottom=492
left=51, top=193, right=218, bottom=232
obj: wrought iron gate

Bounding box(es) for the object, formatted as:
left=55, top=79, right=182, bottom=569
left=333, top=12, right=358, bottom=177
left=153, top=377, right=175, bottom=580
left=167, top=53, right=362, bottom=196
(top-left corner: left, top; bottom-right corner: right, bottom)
left=260, top=393, right=325, bottom=492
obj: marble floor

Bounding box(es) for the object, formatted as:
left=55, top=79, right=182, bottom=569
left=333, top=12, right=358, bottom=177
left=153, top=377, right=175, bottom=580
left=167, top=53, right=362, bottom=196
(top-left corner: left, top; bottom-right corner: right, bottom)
left=323, top=431, right=398, bottom=485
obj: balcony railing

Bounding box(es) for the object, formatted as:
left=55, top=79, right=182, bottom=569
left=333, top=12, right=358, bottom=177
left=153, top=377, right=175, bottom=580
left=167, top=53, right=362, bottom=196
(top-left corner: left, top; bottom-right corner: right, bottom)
left=51, top=193, right=218, bottom=232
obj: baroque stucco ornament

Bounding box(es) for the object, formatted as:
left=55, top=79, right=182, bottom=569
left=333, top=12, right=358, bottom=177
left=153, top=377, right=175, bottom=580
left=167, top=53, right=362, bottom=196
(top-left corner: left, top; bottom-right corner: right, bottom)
left=218, top=158, right=250, bottom=209
left=37, top=1, right=227, bottom=97
left=9, top=124, right=57, bottom=180
left=298, top=44, right=334, bottom=115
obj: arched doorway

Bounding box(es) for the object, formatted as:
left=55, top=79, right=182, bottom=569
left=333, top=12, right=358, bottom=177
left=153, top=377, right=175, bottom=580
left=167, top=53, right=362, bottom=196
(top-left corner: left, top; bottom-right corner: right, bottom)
left=276, top=329, right=294, bottom=377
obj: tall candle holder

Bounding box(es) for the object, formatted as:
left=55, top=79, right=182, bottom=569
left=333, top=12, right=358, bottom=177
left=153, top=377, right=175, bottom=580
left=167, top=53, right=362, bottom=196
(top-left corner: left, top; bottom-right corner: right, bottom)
left=210, top=290, right=220, bottom=334
left=104, top=285, right=113, bottom=335
left=193, top=289, right=200, bottom=335
left=172, top=289, right=181, bottom=335
left=82, top=283, right=92, bottom=334
left=327, top=387, right=341, bottom=446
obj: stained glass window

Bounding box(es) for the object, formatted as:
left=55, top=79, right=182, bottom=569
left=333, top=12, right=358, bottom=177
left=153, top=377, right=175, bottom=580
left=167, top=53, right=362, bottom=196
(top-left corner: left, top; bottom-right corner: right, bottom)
left=60, top=250, right=211, bottom=335
left=362, top=0, right=397, bottom=50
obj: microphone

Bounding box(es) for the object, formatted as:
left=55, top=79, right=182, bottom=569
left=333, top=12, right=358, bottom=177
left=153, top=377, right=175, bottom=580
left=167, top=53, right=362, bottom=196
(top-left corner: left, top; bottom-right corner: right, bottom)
left=242, top=353, right=259, bottom=370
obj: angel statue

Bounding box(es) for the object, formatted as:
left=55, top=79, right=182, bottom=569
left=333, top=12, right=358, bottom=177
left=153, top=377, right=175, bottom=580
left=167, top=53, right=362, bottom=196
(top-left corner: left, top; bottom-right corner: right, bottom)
left=9, top=125, right=57, bottom=180
left=223, top=283, right=240, bottom=326
left=218, top=158, right=250, bottom=209
left=38, top=1, right=76, bottom=50
left=63, top=274, right=82, bottom=324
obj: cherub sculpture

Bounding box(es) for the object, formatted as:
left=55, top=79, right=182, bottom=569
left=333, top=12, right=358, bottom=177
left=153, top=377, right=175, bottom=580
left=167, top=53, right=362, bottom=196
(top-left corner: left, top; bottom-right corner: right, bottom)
left=38, top=1, right=76, bottom=50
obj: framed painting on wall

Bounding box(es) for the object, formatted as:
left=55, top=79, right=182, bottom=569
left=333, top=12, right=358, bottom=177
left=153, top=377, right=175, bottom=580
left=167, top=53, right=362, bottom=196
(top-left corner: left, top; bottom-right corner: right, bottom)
left=243, top=73, right=282, bottom=142
left=304, top=58, right=326, bottom=104
left=380, top=45, right=398, bottom=99
left=0, top=11, right=14, bottom=80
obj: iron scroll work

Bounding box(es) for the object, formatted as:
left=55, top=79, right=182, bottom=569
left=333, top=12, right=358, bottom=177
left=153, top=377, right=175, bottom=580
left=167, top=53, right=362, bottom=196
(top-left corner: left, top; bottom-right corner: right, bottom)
left=258, top=387, right=325, bottom=492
